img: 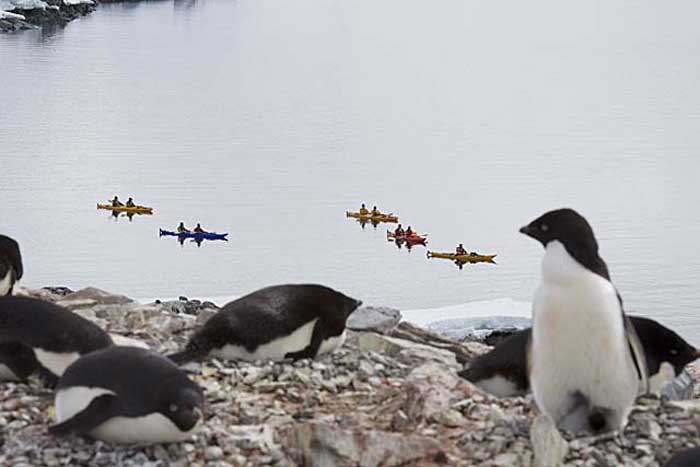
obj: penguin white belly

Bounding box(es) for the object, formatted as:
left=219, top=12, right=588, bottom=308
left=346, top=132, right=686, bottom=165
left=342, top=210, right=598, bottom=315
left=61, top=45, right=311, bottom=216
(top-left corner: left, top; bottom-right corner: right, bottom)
left=55, top=386, right=116, bottom=422
left=0, top=271, right=12, bottom=296
left=55, top=386, right=195, bottom=444
left=531, top=242, right=637, bottom=428
left=213, top=318, right=318, bottom=361
left=317, top=329, right=347, bottom=356
left=91, top=413, right=195, bottom=444
left=475, top=375, right=522, bottom=398
left=34, top=349, right=81, bottom=377
left=0, top=363, right=20, bottom=381
left=109, top=334, right=150, bottom=350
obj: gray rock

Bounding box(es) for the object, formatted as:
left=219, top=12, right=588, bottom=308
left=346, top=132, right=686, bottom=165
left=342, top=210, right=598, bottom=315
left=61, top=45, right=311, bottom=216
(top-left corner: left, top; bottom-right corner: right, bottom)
left=661, top=370, right=695, bottom=401
left=403, top=362, right=477, bottom=424
left=57, top=287, right=133, bottom=308
left=530, top=414, right=568, bottom=467
left=426, top=316, right=531, bottom=341
left=356, top=333, right=458, bottom=368
left=347, top=306, right=401, bottom=333
left=281, top=423, right=445, bottom=467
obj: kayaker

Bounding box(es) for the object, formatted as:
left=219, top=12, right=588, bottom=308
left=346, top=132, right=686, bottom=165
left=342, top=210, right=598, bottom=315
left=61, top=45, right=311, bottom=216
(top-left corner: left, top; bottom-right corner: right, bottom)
left=359, top=204, right=369, bottom=215
left=126, top=197, right=136, bottom=208
left=405, top=226, right=414, bottom=237
left=456, top=244, right=467, bottom=256
left=193, top=223, right=207, bottom=234
left=394, top=224, right=405, bottom=237
left=177, top=222, right=190, bottom=233
left=371, top=206, right=381, bottom=216
left=111, top=196, right=124, bottom=207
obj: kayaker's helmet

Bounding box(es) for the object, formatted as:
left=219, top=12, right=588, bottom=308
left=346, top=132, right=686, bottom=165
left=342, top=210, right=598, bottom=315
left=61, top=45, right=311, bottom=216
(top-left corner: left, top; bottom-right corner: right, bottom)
left=113, top=195, right=119, bottom=200
left=459, top=243, right=463, bottom=247
left=373, top=206, right=377, bottom=210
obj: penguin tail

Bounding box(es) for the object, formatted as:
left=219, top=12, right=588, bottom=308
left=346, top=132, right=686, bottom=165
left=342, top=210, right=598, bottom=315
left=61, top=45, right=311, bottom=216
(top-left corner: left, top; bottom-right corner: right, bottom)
left=588, top=409, right=608, bottom=434
left=166, top=348, right=206, bottom=366
left=166, top=350, right=197, bottom=365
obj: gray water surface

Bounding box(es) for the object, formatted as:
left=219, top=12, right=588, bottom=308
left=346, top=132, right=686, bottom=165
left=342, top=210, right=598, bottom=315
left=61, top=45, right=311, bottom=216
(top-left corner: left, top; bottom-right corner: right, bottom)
left=1, top=1, right=700, bottom=341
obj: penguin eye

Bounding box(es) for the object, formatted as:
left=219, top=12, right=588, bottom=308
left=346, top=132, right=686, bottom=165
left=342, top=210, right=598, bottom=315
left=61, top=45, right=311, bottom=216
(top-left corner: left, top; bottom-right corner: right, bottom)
left=540, top=224, right=549, bottom=232
left=169, top=404, right=179, bottom=412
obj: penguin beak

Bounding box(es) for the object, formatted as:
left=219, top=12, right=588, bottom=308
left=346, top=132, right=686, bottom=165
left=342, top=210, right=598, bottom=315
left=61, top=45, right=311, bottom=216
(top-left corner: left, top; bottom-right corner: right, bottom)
left=693, top=348, right=700, bottom=359
left=519, top=225, right=536, bottom=238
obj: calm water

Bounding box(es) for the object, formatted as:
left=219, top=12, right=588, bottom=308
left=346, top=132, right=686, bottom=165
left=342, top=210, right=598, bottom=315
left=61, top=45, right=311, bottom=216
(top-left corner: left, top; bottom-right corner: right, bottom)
left=2, top=1, right=700, bottom=341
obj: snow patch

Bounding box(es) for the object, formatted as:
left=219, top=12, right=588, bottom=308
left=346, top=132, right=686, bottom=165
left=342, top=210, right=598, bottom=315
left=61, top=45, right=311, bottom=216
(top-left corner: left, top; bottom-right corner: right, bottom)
left=402, top=298, right=531, bottom=327
left=0, top=0, right=49, bottom=11
left=0, top=8, right=25, bottom=19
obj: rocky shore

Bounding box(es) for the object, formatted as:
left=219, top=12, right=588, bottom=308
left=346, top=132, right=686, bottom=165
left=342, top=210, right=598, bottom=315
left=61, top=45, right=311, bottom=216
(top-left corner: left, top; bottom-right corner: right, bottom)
left=0, top=286, right=698, bottom=466
left=0, top=0, right=104, bottom=32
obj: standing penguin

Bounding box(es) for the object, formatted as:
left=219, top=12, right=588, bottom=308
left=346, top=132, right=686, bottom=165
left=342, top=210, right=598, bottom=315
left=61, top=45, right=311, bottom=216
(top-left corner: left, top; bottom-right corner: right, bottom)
left=168, top=284, right=361, bottom=364
left=520, top=208, right=648, bottom=434
left=51, top=346, right=204, bottom=444
left=0, top=234, right=22, bottom=296
left=0, top=296, right=113, bottom=386
left=460, top=316, right=698, bottom=398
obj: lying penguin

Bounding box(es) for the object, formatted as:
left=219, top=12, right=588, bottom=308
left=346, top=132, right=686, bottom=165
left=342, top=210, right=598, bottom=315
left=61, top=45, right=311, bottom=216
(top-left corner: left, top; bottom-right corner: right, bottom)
left=460, top=316, right=699, bottom=398
left=0, top=234, right=22, bottom=296
left=0, top=296, right=113, bottom=386
left=0, top=235, right=24, bottom=380
left=51, top=346, right=204, bottom=444
left=168, top=284, right=361, bottom=364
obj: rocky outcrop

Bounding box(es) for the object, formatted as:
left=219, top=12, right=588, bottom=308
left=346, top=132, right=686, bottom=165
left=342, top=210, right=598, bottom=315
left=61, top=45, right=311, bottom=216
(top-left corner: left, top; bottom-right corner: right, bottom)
left=0, top=286, right=698, bottom=467
left=0, top=0, right=98, bottom=32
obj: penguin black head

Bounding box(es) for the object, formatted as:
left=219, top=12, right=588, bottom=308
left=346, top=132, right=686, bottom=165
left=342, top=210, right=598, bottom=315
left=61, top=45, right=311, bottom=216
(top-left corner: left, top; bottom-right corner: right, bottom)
left=0, top=235, right=23, bottom=285
left=632, top=316, right=700, bottom=377
left=520, top=208, right=610, bottom=280
left=519, top=208, right=597, bottom=250
left=158, top=376, right=204, bottom=432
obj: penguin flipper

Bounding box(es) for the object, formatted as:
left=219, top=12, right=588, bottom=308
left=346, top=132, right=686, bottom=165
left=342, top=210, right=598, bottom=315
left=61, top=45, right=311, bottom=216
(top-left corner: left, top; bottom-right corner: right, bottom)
left=624, top=313, right=649, bottom=394
left=284, top=319, right=324, bottom=360
left=49, top=394, right=121, bottom=436
left=0, top=342, right=38, bottom=381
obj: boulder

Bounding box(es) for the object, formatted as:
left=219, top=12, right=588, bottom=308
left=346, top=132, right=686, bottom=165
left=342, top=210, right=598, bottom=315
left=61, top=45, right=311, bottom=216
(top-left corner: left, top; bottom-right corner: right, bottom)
left=280, top=423, right=446, bottom=467
left=347, top=306, right=401, bottom=333
left=356, top=333, right=458, bottom=368
left=403, top=362, right=478, bottom=424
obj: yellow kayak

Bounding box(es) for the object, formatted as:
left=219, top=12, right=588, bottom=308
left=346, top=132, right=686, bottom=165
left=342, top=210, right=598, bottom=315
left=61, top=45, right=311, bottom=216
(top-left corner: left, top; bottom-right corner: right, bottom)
left=346, top=211, right=398, bottom=223
left=427, top=251, right=497, bottom=263
left=97, top=203, right=154, bottom=214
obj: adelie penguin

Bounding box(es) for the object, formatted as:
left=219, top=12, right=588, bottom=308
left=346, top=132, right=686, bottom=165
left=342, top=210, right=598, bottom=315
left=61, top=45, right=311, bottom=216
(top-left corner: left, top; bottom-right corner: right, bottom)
left=50, top=346, right=204, bottom=444
left=0, top=235, right=24, bottom=380
left=0, top=296, right=113, bottom=386
left=0, top=234, right=22, bottom=296
left=460, top=316, right=699, bottom=398
left=168, top=284, right=361, bottom=364
left=520, top=208, right=648, bottom=434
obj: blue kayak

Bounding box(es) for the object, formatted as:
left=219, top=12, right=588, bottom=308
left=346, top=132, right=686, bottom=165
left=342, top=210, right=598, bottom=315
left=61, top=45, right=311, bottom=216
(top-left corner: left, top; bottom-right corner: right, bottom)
left=159, top=229, right=228, bottom=240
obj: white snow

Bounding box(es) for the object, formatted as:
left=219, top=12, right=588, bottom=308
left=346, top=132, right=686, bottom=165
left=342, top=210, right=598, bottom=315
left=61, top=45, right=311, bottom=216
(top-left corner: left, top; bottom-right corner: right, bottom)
left=0, top=0, right=48, bottom=11
left=0, top=9, right=25, bottom=19
left=62, top=0, right=94, bottom=5
left=402, top=298, right=531, bottom=327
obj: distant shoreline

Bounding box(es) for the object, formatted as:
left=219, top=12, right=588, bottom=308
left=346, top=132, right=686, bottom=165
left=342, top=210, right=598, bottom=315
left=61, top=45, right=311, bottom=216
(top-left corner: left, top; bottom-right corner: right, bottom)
left=0, top=0, right=131, bottom=33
